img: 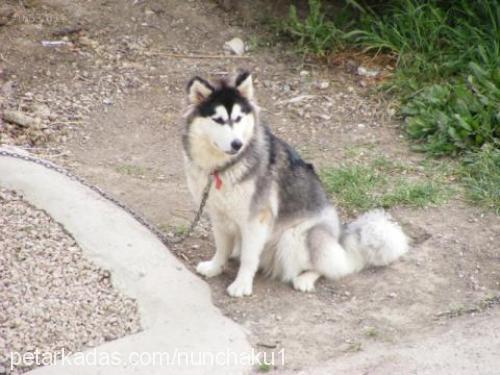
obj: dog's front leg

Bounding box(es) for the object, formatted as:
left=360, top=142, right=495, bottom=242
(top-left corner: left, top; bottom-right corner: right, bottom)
left=227, top=222, right=269, bottom=297
left=196, top=217, right=233, bottom=278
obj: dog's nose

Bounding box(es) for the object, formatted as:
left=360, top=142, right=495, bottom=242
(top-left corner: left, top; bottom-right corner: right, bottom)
left=231, top=139, right=243, bottom=152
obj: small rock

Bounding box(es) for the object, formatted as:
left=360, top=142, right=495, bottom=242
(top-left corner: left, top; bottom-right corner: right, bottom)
left=357, top=66, right=379, bottom=77
left=345, top=59, right=358, bottom=74
left=2, top=110, right=41, bottom=128
left=389, top=292, right=397, bottom=298
left=299, top=70, right=309, bottom=76
left=262, top=80, right=272, bottom=88
left=318, top=81, right=329, bottom=89
left=386, top=107, right=396, bottom=117
left=79, top=36, right=98, bottom=48
left=31, top=103, right=51, bottom=119
left=149, top=4, right=165, bottom=14
left=0, top=6, right=14, bottom=26
left=52, top=25, right=82, bottom=37
left=1, top=81, right=14, bottom=97
left=144, top=7, right=155, bottom=16
left=41, top=40, right=72, bottom=48
left=223, top=37, right=245, bottom=56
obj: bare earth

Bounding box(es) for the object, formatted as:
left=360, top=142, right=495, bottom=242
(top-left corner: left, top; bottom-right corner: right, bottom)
left=1, top=0, right=499, bottom=372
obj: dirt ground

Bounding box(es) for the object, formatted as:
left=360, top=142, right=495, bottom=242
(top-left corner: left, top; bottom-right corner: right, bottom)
left=1, top=0, right=499, bottom=372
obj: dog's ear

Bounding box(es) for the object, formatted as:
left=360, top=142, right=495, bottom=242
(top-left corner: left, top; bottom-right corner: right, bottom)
left=187, top=77, right=213, bottom=104
left=235, top=71, right=254, bottom=101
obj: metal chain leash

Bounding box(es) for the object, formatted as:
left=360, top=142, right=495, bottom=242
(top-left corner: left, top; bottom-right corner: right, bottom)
left=0, top=149, right=212, bottom=247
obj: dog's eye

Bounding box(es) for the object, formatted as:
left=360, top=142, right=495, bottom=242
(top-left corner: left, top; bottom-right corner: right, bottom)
left=212, top=117, right=225, bottom=125
left=234, top=116, right=242, bottom=123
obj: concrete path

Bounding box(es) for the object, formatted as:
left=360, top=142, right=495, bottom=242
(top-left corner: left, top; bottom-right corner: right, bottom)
left=0, top=148, right=252, bottom=374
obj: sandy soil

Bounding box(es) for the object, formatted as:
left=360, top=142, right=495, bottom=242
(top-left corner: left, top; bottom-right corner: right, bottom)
left=1, top=0, right=499, bottom=372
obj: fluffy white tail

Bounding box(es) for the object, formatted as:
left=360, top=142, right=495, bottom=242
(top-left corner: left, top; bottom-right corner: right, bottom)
left=340, top=209, right=409, bottom=269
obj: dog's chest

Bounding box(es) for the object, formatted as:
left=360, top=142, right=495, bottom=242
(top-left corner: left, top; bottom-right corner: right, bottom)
left=186, top=166, right=254, bottom=221
left=209, top=182, right=253, bottom=219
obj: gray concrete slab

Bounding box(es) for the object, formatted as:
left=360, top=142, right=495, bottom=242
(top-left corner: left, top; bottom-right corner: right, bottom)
left=0, top=149, right=252, bottom=374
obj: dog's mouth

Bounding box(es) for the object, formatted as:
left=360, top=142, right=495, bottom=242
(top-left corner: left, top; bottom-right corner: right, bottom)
left=225, top=149, right=239, bottom=156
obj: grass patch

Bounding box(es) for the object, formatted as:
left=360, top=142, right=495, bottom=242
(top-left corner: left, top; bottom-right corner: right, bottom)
left=322, top=164, right=381, bottom=212
left=381, top=181, right=448, bottom=208
left=321, top=157, right=451, bottom=214
left=344, top=342, right=363, bottom=353
left=158, top=223, right=189, bottom=237
left=256, top=363, right=272, bottom=373
left=364, top=326, right=379, bottom=338
left=459, top=146, right=500, bottom=213
left=437, top=295, right=500, bottom=319
left=115, top=164, right=148, bottom=178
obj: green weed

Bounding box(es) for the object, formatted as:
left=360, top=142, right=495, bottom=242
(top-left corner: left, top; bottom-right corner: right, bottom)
left=321, top=157, right=451, bottom=214
left=257, top=362, right=272, bottom=373
left=280, top=0, right=352, bottom=55
left=402, top=65, right=500, bottom=155
left=115, top=164, right=148, bottom=177
left=460, top=146, right=500, bottom=213
left=364, top=326, right=379, bottom=338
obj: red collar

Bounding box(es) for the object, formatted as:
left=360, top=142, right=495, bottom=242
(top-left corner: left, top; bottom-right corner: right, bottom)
left=212, top=170, right=223, bottom=190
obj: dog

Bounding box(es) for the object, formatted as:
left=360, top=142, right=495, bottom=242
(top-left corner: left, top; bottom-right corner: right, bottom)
left=182, top=71, right=409, bottom=297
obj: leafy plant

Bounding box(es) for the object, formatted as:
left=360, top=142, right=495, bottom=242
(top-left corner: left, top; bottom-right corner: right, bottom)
left=402, top=64, right=500, bottom=155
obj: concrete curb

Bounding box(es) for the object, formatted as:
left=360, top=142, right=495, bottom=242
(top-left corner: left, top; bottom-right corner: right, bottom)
left=0, top=149, right=252, bottom=374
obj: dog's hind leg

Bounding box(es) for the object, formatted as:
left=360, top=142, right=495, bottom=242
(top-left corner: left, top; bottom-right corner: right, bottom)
left=196, top=217, right=235, bottom=278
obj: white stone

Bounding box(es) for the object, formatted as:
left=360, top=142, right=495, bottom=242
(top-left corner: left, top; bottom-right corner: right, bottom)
left=223, top=37, right=245, bottom=56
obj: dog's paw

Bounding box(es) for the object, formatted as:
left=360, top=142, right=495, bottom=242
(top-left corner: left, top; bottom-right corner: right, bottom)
left=227, top=278, right=253, bottom=297
left=292, top=272, right=319, bottom=293
left=196, top=260, right=223, bottom=278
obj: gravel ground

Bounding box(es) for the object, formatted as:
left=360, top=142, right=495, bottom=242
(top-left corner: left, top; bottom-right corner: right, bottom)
left=0, top=189, right=141, bottom=374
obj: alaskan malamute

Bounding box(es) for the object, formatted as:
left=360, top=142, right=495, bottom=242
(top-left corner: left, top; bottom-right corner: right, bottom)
left=182, top=71, right=408, bottom=297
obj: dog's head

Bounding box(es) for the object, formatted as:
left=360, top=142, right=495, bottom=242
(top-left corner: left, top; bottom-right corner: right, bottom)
left=185, top=72, right=257, bottom=165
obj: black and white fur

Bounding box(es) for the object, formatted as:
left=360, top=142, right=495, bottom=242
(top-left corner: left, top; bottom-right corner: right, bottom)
left=182, top=72, right=409, bottom=297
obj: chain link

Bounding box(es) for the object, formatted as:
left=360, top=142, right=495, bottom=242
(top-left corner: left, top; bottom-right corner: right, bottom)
left=0, top=149, right=211, bottom=247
